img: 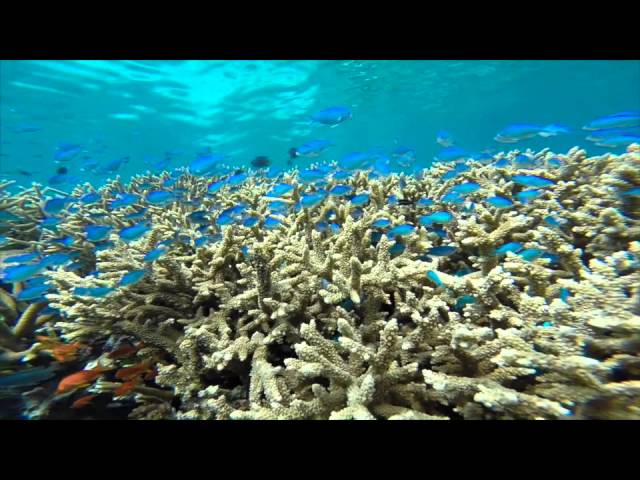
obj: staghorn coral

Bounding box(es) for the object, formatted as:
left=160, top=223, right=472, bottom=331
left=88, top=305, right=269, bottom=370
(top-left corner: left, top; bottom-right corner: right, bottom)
left=4, top=144, right=638, bottom=419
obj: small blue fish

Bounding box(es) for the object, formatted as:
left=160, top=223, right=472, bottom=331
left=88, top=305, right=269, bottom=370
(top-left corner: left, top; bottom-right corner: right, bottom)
left=16, top=284, right=52, bottom=301
left=514, top=154, right=537, bottom=169
left=85, top=225, right=112, bottom=242
left=544, top=215, right=566, bottom=228
left=102, top=156, right=129, bottom=174
left=419, top=211, right=455, bottom=225
left=371, top=218, right=391, bottom=229
left=330, top=223, right=341, bottom=234
left=216, top=204, right=246, bottom=226
left=110, top=193, right=139, bottom=210
left=583, top=112, right=640, bottom=131
left=264, top=216, right=284, bottom=229
left=66, top=261, right=84, bottom=272
left=485, top=196, right=514, bottom=208
left=118, top=222, right=151, bottom=242
left=441, top=192, right=464, bottom=204
left=430, top=228, right=448, bottom=238
left=119, top=269, right=147, bottom=287
left=389, top=242, right=406, bottom=255
left=541, top=252, right=560, bottom=264
left=0, top=366, right=58, bottom=389
left=74, top=286, right=115, bottom=298
left=350, top=193, right=370, bottom=206
left=454, top=162, right=471, bottom=173
left=299, top=168, right=327, bottom=183
left=49, top=242, right=71, bottom=255
left=494, top=242, right=524, bottom=256
left=435, top=146, right=466, bottom=162
left=43, top=197, right=70, bottom=216
left=455, top=295, right=476, bottom=310
left=494, top=158, right=511, bottom=168
left=416, top=197, right=435, bottom=207
left=193, top=236, right=211, bottom=248
left=40, top=252, right=74, bottom=267
left=311, top=106, right=352, bottom=127
left=426, top=270, right=443, bottom=287
left=450, top=182, right=481, bottom=196
left=93, top=241, right=115, bottom=252
left=559, top=288, right=570, bottom=303
left=187, top=210, right=209, bottom=224
left=387, top=195, right=399, bottom=206
left=123, top=208, right=148, bottom=221
left=228, top=172, right=248, bottom=185
left=387, top=224, right=415, bottom=237
left=243, top=216, right=260, bottom=228
left=80, top=192, right=101, bottom=204
left=293, top=140, right=333, bottom=158
left=300, top=191, right=327, bottom=208
left=511, top=175, right=555, bottom=188
left=269, top=200, right=289, bottom=213
left=0, top=236, right=8, bottom=246
left=428, top=245, right=457, bottom=256
left=315, top=221, right=329, bottom=232
left=143, top=248, right=168, bottom=262
left=518, top=248, right=544, bottom=261
left=189, top=154, right=225, bottom=175
left=146, top=190, right=175, bottom=205
left=621, top=187, right=640, bottom=197
left=1, top=263, right=44, bottom=282
left=268, top=183, right=295, bottom=197
left=325, top=184, right=352, bottom=198
left=207, top=180, right=225, bottom=194
left=494, top=124, right=551, bottom=143
left=436, top=130, right=454, bottom=147
left=515, top=189, right=544, bottom=203
left=3, top=252, right=40, bottom=264
left=332, top=171, right=352, bottom=181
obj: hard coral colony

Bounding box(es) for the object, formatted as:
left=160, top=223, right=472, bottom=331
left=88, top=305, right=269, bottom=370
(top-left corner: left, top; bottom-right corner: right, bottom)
left=0, top=144, right=639, bottom=420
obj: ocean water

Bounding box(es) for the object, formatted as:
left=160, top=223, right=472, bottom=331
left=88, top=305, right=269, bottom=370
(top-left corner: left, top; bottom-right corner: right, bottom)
left=1, top=60, right=640, bottom=421
left=1, top=60, right=639, bottom=186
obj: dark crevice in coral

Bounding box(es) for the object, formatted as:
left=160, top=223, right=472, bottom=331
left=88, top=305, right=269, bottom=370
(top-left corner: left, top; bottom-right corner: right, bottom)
left=266, top=342, right=295, bottom=367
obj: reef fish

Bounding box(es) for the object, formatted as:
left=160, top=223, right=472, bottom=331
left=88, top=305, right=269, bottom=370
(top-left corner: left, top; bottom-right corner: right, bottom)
left=16, top=284, right=51, bottom=301
left=419, top=211, right=455, bottom=225
left=1, top=263, right=44, bottom=282
left=146, top=190, right=175, bottom=205
left=485, top=196, right=514, bottom=208
left=118, top=222, right=151, bottom=242
left=71, top=395, right=96, bottom=409
left=110, top=193, right=139, bottom=210
left=291, top=140, right=333, bottom=158
left=350, top=193, right=370, bottom=206
left=189, top=154, right=225, bottom=175
left=427, top=245, right=457, bottom=256
left=436, top=130, right=454, bottom=147
left=450, top=182, right=481, bottom=195
left=582, top=112, right=640, bottom=131
left=85, top=225, right=112, bottom=242
left=43, top=197, right=71, bottom=216
left=56, top=367, right=111, bottom=395
left=119, top=269, right=147, bottom=287
left=387, top=224, right=415, bottom=237
left=300, top=191, right=328, bottom=208
left=511, top=175, right=555, bottom=188
left=329, top=184, right=353, bottom=196
left=268, top=183, right=295, bottom=197
left=74, top=286, right=116, bottom=298
left=494, top=242, right=524, bottom=256
left=143, top=248, right=168, bottom=262
left=311, top=106, right=352, bottom=127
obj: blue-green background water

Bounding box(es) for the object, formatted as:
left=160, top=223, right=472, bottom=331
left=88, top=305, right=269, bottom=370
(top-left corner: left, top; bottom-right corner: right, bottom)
left=1, top=60, right=639, bottom=188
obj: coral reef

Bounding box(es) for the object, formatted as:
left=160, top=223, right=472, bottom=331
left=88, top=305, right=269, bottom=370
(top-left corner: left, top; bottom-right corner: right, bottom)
left=2, top=144, right=639, bottom=419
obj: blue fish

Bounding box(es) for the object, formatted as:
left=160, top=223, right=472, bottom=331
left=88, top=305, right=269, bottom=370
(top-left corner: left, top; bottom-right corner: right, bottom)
left=371, top=218, right=391, bottom=228
left=264, top=216, right=284, bottom=229
left=541, top=252, right=560, bottom=264
left=66, top=261, right=84, bottom=272
left=146, top=190, right=175, bottom=205
left=54, top=144, right=82, bottom=162
left=0, top=366, right=58, bottom=389
left=74, top=286, right=115, bottom=298
left=123, top=208, right=148, bottom=221
left=387, top=224, right=415, bottom=237
left=455, top=295, right=477, bottom=310
left=435, top=146, right=467, bottom=162
left=350, top=193, right=370, bottom=206
left=436, top=130, right=454, bottom=147
left=430, top=228, right=448, bottom=238
left=268, top=200, right=290, bottom=213
left=441, top=193, right=465, bottom=204
left=585, top=126, right=640, bottom=142
left=193, top=236, right=212, bottom=248
left=485, top=196, right=514, bottom=208
left=228, top=172, right=248, bottom=185
left=119, top=269, right=147, bottom=287
left=17, top=284, right=52, bottom=301
left=43, top=197, right=70, bottom=216
left=330, top=223, right=341, bottom=234
left=332, top=170, right=352, bottom=181
left=450, top=182, right=481, bottom=195
left=1, top=263, right=44, bottom=282
left=80, top=192, right=101, bottom=204
left=315, top=221, right=329, bottom=232
left=518, top=248, right=544, bottom=261
left=387, top=195, right=399, bottom=206
left=494, top=158, right=511, bottom=168
left=330, top=184, right=353, bottom=196
left=416, top=197, right=435, bottom=207
left=40, top=252, right=74, bottom=267
left=189, top=154, right=225, bottom=175
left=494, top=124, right=552, bottom=143
left=102, top=156, right=129, bottom=174
left=511, top=175, right=555, bottom=188
left=389, top=242, right=406, bottom=255
left=3, top=252, right=40, bottom=264
left=269, top=183, right=294, bottom=197
left=621, top=187, right=640, bottom=197
left=583, top=112, right=640, bottom=131
left=93, top=241, right=115, bottom=252
left=428, top=245, right=457, bottom=256
left=186, top=210, right=209, bottom=224
left=544, top=215, right=566, bottom=228
left=426, top=270, right=443, bottom=287
left=560, top=288, right=570, bottom=303
left=494, top=242, right=524, bottom=256
left=0, top=236, right=8, bottom=246
left=143, top=248, right=168, bottom=262
left=419, top=211, right=455, bottom=225
left=207, top=180, right=225, bottom=194
left=300, top=191, right=327, bottom=208
left=243, top=216, right=260, bottom=228
left=311, top=106, right=352, bottom=127
left=293, top=140, right=333, bottom=158
left=51, top=235, right=75, bottom=246
left=594, top=135, right=640, bottom=148
left=514, top=154, right=537, bottom=169
left=515, top=189, right=544, bottom=203
left=85, top=225, right=112, bottom=242
left=118, top=222, right=151, bottom=242
left=340, top=152, right=373, bottom=170
left=110, top=193, right=139, bottom=210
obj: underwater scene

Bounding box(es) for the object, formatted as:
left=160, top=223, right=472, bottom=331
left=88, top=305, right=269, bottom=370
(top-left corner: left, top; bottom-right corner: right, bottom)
left=0, top=59, right=639, bottom=420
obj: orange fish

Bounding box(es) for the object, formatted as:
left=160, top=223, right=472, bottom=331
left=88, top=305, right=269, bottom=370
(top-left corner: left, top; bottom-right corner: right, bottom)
left=71, top=394, right=96, bottom=409
left=114, top=377, right=140, bottom=397
left=115, top=361, right=153, bottom=382
left=56, top=367, right=111, bottom=395
left=108, top=344, right=138, bottom=359
left=51, top=343, right=85, bottom=363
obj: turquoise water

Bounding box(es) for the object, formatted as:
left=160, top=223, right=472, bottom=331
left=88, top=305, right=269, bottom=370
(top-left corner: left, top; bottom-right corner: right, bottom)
left=1, top=60, right=639, bottom=187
